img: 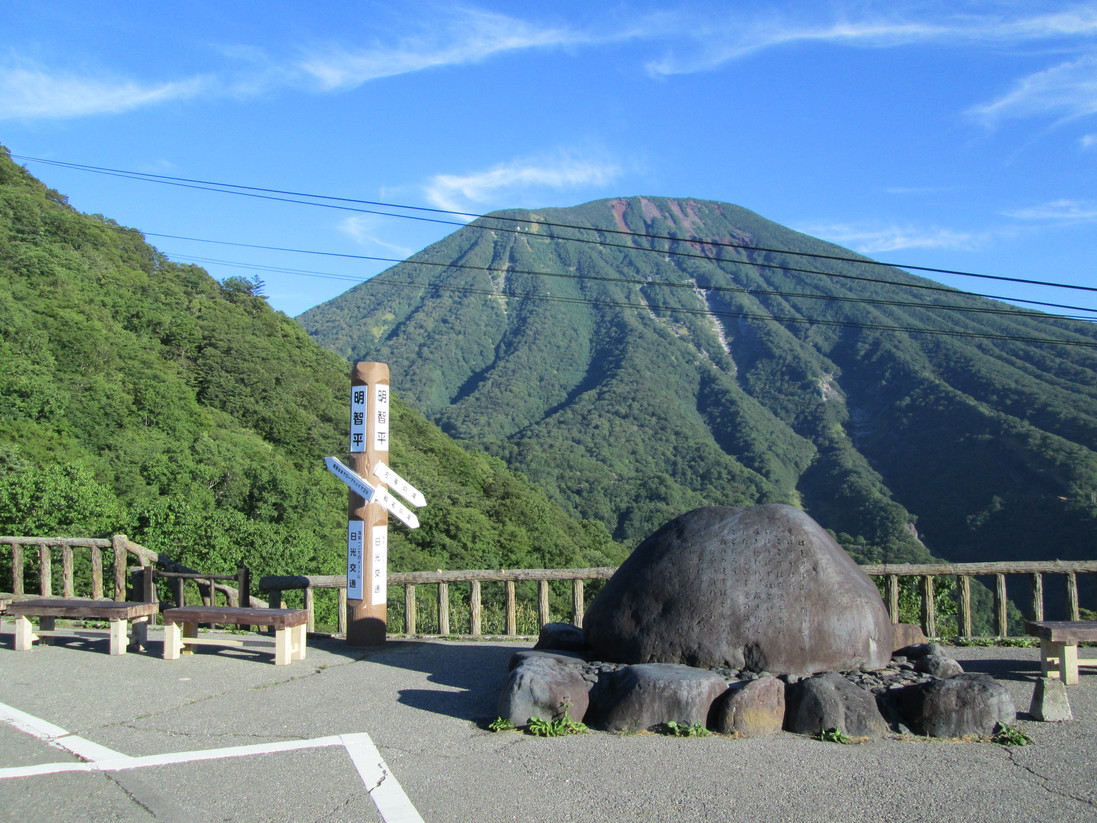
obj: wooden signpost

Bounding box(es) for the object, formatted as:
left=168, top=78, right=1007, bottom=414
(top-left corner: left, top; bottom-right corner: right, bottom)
left=329, top=362, right=426, bottom=647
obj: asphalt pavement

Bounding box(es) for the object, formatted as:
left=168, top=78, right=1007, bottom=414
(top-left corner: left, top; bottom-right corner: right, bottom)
left=1, top=624, right=1095, bottom=823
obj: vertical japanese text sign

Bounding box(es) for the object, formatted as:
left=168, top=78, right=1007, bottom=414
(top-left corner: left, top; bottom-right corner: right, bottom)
left=347, top=361, right=390, bottom=646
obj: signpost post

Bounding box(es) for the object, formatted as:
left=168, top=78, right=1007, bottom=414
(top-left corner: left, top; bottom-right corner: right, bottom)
left=338, top=362, right=426, bottom=647
left=347, top=361, right=391, bottom=646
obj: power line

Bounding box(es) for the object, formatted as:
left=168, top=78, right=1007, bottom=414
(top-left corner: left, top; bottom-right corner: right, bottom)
left=17, top=153, right=1097, bottom=298
left=167, top=250, right=1097, bottom=323
left=163, top=251, right=1097, bottom=348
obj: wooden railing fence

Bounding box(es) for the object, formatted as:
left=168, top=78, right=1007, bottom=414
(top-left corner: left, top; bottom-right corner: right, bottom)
left=0, top=535, right=258, bottom=610
left=263, top=560, right=1097, bottom=640
left=3, top=536, right=1093, bottom=640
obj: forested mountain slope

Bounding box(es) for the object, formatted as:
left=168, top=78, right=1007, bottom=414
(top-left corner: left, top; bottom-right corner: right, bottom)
left=300, top=196, right=1097, bottom=567
left=0, top=147, right=625, bottom=578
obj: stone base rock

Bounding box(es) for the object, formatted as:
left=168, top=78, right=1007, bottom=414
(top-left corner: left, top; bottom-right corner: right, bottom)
left=594, top=663, right=728, bottom=732
left=498, top=655, right=590, bottom=728
left=534, top=622, right=588, bottom=652
left=784, top=672, right=888, bottom=738
left=918, top=673, right=1016, bottom=738
left=713, top=675, right=785, bottom=736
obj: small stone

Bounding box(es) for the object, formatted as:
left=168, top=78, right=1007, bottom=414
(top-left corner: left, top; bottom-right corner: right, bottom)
left=1029, top=677, right=1073, bottom=722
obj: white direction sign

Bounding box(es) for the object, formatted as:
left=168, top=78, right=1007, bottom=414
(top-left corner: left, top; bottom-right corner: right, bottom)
left=372, top=461, right=426, bottom=508
left=373, top=487, right=420, bottom=530
left=325, top=457, right=376, bottom=502
left=325, top=457, right=420, bottom=529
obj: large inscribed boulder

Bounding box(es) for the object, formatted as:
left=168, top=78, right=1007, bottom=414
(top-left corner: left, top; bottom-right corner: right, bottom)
left=583, top=505, right=893, bottom=675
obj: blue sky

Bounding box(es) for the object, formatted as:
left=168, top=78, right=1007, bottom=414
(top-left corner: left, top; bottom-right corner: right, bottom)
left=2, top=1, right=1096, bottom=319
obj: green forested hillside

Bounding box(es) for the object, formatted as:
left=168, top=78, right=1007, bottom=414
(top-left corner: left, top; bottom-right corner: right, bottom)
left=300, top=196, right=1097, bottom=569
left=0, top=147, right=625, bottom=580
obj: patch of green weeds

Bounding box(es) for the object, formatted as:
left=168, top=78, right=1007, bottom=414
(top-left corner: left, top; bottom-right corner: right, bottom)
left=991, top=724, right=1033, bottom=747
left=659, top=721, right=710, bottom=737
left=488, top=717, right=517, bottom=732
left=813, top=727, right=853, bottom=744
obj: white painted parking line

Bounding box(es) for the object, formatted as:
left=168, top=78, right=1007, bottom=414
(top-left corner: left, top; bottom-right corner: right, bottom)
left=0, top=701, right=425, bottom=823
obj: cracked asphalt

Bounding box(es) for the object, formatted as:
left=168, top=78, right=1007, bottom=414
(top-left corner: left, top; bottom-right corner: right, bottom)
left=1, top=628, right=1095, bottom=823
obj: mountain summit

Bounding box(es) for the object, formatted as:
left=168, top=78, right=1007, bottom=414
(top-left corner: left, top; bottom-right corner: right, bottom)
left=299, top=196, right=1097, bottom=567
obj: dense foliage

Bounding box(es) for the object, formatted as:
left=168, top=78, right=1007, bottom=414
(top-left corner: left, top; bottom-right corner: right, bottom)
left=0, top=146, right=626, bottom=580
left=301, top=196, right=1097, bottom=574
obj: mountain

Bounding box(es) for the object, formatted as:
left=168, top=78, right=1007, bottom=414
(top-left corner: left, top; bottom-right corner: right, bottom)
left=299, top=196, right=1097, bottom=569
left=0, top=146, right=626, bottom=582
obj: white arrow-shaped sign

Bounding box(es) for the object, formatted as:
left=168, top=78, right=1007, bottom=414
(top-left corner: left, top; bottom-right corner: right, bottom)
left=325, top=457, right=420, bottom=529
left=325, top=457, right=376, bottom=502
left=372, top=461, right=426, bottom=508
left=372, top=487, right=420, bottom=530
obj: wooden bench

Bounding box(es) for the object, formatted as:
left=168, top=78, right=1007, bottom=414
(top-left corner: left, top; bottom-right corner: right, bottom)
left=1026, top=620, right=1097, bottom=685
left=8, top=599, right=158, bottom=655
left=162, top=606, right=307, bottom=665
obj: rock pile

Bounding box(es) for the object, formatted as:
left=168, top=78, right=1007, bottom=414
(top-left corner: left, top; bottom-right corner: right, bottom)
left=498, top=630, right=1017, bottom=738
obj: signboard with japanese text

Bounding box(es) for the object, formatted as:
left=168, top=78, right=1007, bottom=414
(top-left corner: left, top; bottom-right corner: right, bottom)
left=373, top=384, right=389, bottom=452
left=370, top=525, right=388, bottom=605
left=347, top=520, right=364, bottom=600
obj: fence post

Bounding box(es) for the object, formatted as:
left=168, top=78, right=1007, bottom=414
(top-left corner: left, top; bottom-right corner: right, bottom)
left=995, top=574, right=1008, bottom=637
left=538, top=580, right=550, bottom=628
left=91, top=546, right=103, bottom=600
left=505, top=580, right=517, bottom=636
left=572, top=579, right=585, bottom=627
left=61, top=546, right=74, bottom=598
left=38, top=544, right=51, bottom=596
left=111, top=535, right=128, bottom=601
left=470, top=580, right=482, bottom=636
left=11, top=542, right=24, bottom=595
left=957, top=575, right=972, bottom=637
left=1066, top=573, right=1080, bottom=621
left=920, top=575, right=936, bottom=638
left=1030, top=573, right=1044, bottom=621
left=887, top=574, right=899, bottom=623
left=438, top=582, right=450, bottom=635
left=404, top=584, right=416, bottom=635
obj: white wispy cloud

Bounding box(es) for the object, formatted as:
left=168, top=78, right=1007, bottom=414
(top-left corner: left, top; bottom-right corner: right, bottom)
left=0, top=61, right=208, bottom=120
left=423, top=153, right=623, bottom=213
left=297, top=8, right=608, bottom=91
left=1003, top=198, right=1097, bottom=221
left=1082, top=133, right=1097, bottom=148
left=337, top=215, right=416, bottom=256
left=795, top=220, right=985, bottom=254
left=968, top=53, right=1097, bottom=126
left=646, top=6, right=1097, bottom=76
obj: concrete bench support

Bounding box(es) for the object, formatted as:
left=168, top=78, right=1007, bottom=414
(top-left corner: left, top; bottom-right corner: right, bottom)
left=162, top=606, right=307, bottom=665
left=1027, top=620, right=1097, bottom=685
left=8, top=599, right=157, bottom=655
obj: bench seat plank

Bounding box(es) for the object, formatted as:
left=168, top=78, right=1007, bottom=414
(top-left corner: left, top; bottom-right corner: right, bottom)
left=162, top=606, right=306, bottom=628
left=8, top=599, right=157, bottom=655
left=162, top=606, right=307, bottom=665
left=1026, top=620, right=1097, bottom=685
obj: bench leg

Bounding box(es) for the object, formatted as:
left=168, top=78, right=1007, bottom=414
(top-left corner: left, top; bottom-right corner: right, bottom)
left=14, top=615, right=37, bottom=651
left=181, top=621, right=197, bottom=655
left=163, top=621, right=183, bottom=660
left=274, top=626, right=291, bottom=665
left=131, top=616, right=149, bottom=651
left=1040, top=637, right=1057, bottom=678
left=39, top=616, right=55, bottom=646
left=292, top=623, right=306, bottom=661
left=108, top=619, right=128, bottom=656
left=1062, top=643, right=1080, bottom=686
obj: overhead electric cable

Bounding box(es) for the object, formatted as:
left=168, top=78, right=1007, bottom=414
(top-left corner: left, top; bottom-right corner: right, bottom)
left=166, top=251, right=1097, bottom=323
left=154, top=233, right=1097, bottom=320
left=17, top=153, right=1097, bottom=298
